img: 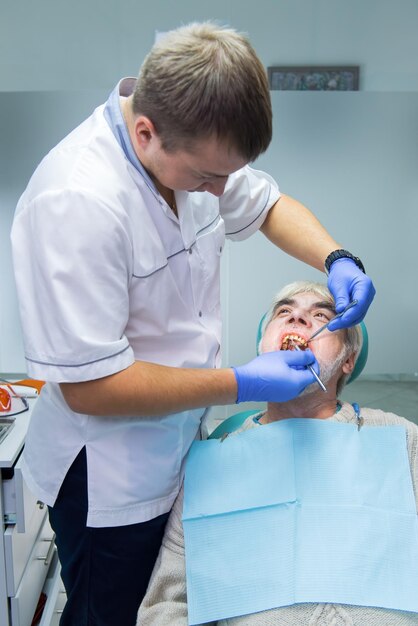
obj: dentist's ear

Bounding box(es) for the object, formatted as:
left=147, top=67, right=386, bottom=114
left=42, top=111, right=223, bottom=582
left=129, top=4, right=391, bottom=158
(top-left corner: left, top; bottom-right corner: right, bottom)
left=133, top=115, right=158, bottom=150
left=342, top=353, right=356, bottom=375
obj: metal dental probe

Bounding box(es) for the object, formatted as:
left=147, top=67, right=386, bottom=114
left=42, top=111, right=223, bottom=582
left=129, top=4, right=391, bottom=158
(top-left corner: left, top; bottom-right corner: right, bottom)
left=307, top=299, right=359, bottom=343
left=292, top=343, right=327, bottom=392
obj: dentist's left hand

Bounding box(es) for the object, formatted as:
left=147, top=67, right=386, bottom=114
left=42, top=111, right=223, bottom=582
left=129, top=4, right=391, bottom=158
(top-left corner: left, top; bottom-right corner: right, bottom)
left=327, top=258, right=376, bottom=331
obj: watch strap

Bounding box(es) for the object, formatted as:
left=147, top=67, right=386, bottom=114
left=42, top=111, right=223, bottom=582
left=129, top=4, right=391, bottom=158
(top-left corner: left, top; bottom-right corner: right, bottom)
left=325, top=249, right=366, bottom=275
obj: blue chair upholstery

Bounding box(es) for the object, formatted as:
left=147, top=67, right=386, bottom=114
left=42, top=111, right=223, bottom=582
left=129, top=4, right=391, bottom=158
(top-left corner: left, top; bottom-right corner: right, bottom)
left=348, top=321, right=368, bottom=383
left=208, top=410, right=258, bottom=440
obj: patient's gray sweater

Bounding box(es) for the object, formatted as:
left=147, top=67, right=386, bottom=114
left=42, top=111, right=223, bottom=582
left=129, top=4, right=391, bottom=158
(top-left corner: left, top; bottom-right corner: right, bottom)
left=137, top=403, right=418, bottom=625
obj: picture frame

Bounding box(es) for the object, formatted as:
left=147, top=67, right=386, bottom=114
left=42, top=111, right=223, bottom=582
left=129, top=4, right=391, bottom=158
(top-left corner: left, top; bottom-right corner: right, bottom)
left=268, top=65, right=360, bottom=91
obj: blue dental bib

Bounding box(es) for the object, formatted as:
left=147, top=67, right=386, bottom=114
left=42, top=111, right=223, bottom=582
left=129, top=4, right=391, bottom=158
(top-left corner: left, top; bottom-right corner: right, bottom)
left=183, top=419, right=418, bottom=625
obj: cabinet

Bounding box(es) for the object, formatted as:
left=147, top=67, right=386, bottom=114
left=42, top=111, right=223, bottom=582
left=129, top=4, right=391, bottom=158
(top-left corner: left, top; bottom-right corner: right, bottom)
left=0, top=396, right=65, bottom=626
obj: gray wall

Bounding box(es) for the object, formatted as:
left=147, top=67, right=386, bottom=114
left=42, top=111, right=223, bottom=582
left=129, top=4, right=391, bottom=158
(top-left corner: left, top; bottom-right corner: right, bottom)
left=223, top=91, right=418, bottom=376
left=1, top=1, right=417, bottom=380
left=2, top=0, right=418, bottom=92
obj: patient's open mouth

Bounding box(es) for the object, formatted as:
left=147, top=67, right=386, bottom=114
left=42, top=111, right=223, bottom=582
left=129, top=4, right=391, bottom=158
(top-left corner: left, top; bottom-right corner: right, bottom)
left=280, top=334, right=308, bottom=351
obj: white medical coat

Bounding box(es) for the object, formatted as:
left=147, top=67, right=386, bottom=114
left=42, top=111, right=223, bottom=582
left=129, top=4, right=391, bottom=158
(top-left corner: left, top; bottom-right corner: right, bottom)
left=11, top=82, right=280, bottom=527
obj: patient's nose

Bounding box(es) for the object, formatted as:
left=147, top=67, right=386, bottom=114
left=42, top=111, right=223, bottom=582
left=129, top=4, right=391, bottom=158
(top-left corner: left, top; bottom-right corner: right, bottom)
left=288, top=310, right=311, bottom=327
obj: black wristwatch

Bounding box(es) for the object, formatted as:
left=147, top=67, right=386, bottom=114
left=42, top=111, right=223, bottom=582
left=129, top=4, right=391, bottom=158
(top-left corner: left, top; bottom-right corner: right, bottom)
left=324, top=249, right=366, bottom=275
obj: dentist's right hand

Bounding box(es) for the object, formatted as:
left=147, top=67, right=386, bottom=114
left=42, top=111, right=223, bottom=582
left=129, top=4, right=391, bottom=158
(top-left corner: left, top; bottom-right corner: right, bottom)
left=232, top=349, right=319, bottom=404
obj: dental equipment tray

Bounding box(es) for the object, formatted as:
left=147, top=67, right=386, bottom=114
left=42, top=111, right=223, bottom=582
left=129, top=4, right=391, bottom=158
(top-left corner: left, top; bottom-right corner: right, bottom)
left=0, top=418, right=15, bottom=446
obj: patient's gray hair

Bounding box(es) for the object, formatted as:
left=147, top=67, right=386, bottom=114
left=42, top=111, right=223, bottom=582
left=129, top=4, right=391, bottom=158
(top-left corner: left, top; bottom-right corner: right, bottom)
left=259, top=281, right=363, bottom=396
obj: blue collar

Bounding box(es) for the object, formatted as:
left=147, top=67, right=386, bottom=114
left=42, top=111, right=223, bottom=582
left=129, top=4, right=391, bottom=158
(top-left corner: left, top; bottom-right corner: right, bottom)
left=103, top=78, right=156, bottom=195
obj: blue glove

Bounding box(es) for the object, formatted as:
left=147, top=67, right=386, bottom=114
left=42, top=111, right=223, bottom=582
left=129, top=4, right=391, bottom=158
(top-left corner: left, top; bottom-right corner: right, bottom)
left=327, top=258, right=376, bottom=331
left=232, top=349, right=319, bottom=404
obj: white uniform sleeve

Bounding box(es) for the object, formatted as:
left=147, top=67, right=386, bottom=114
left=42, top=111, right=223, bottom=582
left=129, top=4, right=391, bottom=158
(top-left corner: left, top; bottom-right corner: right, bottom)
left=219, top=165, right=280, bottom=241
left=11, top=189, right=135, bottom=382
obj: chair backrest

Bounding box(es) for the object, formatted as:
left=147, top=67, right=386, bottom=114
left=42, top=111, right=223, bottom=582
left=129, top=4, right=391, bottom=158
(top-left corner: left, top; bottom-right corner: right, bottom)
left=208, top=410, right=259, bottom=440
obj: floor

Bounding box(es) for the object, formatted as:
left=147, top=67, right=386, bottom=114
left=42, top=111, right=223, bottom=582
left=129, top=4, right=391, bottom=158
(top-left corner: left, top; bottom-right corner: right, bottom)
left=340, top=380, right=418, bottom=425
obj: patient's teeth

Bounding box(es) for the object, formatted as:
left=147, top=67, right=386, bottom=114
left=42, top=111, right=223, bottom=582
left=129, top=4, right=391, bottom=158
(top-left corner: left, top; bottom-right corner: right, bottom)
left=280, top=332, right=308, bottom=351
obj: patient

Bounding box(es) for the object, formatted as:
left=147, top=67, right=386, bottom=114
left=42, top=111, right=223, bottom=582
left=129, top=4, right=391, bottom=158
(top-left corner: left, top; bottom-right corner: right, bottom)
left=137, top=281, right=418, bottom=626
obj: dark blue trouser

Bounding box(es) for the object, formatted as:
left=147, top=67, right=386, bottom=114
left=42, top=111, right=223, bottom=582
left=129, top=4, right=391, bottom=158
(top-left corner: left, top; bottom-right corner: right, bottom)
left=48, top=448, right=169, bottom=626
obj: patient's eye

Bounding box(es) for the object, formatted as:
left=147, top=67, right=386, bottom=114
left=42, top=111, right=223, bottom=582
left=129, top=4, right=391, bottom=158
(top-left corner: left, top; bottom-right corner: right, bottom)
left=314, top=310, right=331, bottom=320
left=276, top=307, right=292, bottom=316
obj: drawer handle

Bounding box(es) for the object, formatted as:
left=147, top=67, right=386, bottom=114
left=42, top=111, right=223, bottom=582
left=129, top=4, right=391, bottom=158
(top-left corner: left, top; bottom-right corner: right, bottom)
left=36, top=533, right=56, bottom=566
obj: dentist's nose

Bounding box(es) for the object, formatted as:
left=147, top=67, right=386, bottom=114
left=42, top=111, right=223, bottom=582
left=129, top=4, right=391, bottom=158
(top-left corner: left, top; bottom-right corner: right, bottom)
left=205, top=177, right=228, bottom=197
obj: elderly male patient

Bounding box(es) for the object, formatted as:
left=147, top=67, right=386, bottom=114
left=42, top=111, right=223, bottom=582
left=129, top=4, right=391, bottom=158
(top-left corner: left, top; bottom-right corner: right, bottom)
left=137, top=281, right=418, bottom=626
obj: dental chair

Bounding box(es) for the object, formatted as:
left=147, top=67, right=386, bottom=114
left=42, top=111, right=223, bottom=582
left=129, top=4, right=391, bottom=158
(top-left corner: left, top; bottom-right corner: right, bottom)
left=209, top=319, right=368, bottom=440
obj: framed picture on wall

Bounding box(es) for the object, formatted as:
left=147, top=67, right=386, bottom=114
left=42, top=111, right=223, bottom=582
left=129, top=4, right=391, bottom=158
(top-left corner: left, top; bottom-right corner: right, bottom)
left=268, top=65, right=360, bottom=91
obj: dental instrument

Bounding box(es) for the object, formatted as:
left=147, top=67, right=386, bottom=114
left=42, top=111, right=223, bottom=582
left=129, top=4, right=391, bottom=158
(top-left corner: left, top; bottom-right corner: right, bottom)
left=307, top=299, right=358, bottom=343
left=292, top=344, right=327, bottom=392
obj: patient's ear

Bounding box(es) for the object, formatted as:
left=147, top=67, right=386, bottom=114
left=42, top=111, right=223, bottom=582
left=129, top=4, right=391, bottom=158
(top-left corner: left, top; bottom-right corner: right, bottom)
left=342, top=353, right=356, bottom=375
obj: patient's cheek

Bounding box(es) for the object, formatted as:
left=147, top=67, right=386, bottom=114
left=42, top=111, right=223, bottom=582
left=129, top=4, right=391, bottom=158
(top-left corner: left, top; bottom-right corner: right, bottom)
left=260, top=328, right=277, bottom=353
left=259, top=337, right=268, bottom=354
